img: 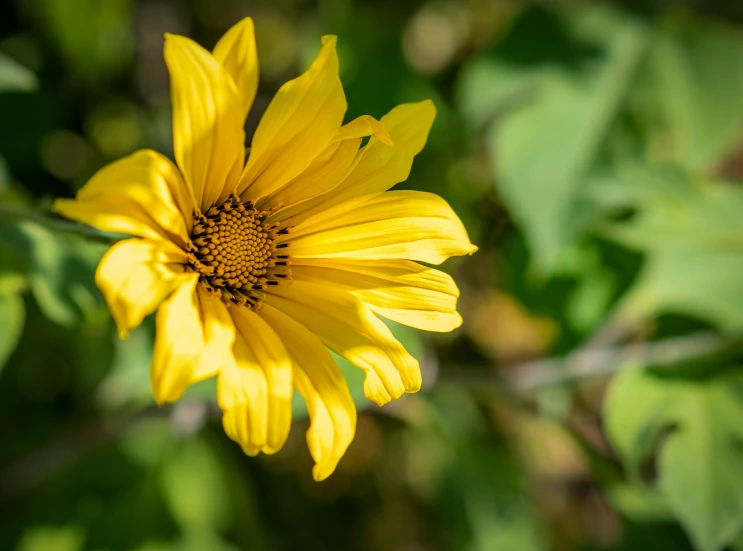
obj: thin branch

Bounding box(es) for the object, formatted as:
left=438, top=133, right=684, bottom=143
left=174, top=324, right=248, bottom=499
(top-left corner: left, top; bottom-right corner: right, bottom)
left=0, top=204, right=122, bottom=244
left=1, top=332, right=733, bottom=501
left=0, top=406, right=167, bottom=500
left=438, top=331, right=736, bottom=393
left=579, top=309, right=638, bottom=352
left=0, top=401, right=222, bottom=501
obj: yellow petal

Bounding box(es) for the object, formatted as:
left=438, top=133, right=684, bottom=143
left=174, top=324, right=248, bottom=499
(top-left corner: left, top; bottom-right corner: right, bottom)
left=259, top=138, right=361, bottom=212
left=151, top=277, right=236, bottom=404
left=291, top=258, right=463, bottom=332
left=274, top=100, right=435, bottom=226
left=96, top=238, right=189, bottom=338
left=219, top=307, right=293, bottom=455
left=165, top=33, right=245, bottom=212
left=195, top=286, right=237, bottom=381
left=261, top=114, right=391, bottom=214
left=334, top=114, right=392, bottom=145
left=285, top=190, right=477, bottom=265
left=340, top=101, right=435, bottom=199
left=219, top=333, right=267, bottom=456
left=262, top=304, right=356, bottom=481
left=238, top=36, right=346, bottom=202
left=212, top=17, right=259, bottom=123
left=151, top=274, right=202, bottom=404
left=264, top=281, right=420, bottom=406
left=53, top=149, right=193, bottom=245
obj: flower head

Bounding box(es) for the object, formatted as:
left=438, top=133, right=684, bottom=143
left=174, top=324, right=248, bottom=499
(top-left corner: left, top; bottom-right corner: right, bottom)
left=54, top=18, right=476, bottom=480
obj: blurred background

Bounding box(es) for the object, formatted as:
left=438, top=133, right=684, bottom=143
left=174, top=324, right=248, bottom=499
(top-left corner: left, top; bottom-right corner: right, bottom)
left=4, top=0, right=743, bottom=549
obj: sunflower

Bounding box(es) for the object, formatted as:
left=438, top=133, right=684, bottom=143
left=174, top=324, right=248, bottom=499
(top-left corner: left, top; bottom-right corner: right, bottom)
left=53, top=18, right=476, bottom=480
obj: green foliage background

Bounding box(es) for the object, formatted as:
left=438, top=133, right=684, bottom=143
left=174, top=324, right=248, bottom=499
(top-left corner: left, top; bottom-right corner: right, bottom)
left=3, top=0, right=743, bottom=549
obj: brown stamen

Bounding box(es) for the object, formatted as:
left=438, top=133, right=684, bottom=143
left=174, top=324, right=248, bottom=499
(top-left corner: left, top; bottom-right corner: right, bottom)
left=186, top=194, right=292, bottom=309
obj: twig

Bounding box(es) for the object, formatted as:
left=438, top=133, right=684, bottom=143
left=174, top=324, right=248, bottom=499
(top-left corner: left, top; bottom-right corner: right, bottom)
left=579, top=310, right=638, bottom=352
left=0, top=406, right=167, bottom=500
left=0, top=204, right=122, bottom=244
left=438, top=331, right=735, bottom=393
left=0, top=401, right=223, bottom=501
left=0, top=327, right=733, bottom=501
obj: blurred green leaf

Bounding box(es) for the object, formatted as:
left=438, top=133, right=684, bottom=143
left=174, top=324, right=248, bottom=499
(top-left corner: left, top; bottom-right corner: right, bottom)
left=599, top=164, right=743, bottom=329
left=15, top=525, right=85, bottom=551
left=131, top=535, right=243, bottom=551
left=96, top=320, right=154, bottom=410
left=604, top=364, right=675, bottom=475
left=554, top=243, right=618, bottom=333
left=0, top=276, right=25, bottom=373
left=456, top=60, right=540, bottom=129
left=120, top=418, right=174, bottom=468
left=605, top=366, right=743, bottom=551
left=607, top=483, right=674, bottom=523
left=647, top=21, right=743, bottom=170
left=160, top=437, right=233, bottom=533
left=0, top=157, right=12, bottom=191
left=132, top=541, right=172, bottom=551
left=489, top=19, right=648, bottom=272
left=173, top=531, right=242, bottom=551
left=0, top=52, right=37, bottom=93
left=565, top=266, right=615, bottom=333
left=36, top=0, right=133, bottom=80
left=0, top=219, right=106, bottom=326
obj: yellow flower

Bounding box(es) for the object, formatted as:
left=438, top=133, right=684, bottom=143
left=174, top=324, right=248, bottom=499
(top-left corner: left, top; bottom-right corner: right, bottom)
left=53, top=18, right=476, bottom=480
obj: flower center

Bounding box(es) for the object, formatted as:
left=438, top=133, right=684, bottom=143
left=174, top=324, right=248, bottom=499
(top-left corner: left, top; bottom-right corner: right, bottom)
left=186, top=195, right=291, bottom=309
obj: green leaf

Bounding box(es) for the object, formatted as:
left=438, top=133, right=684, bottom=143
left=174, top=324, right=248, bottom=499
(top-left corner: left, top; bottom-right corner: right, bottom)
left=605, top=366, right=743, bottom=551
left=0, top=156, right=12, bottom=191
left=598, top=164, right=743, bottom=330
left=0, top=52, right=37, bottom=93
left=646, top=20, right=743, bottom=170
left=0, top=219, right=107, bottom=326
left=456, top=58, right=541, bottom=129
left=16, top=525, right=85, bottom=551
left=132, top=534, right=244, bottom=551
left=490, top=19, right=648, bottom=272
left=0, top=278, right=25, bottom=373
left=604, top=366, right=675, bottom=475
left=173, top=532, right=242, bottom=551
left=96, top=320, right=155, bottom=410
left=36, top=0, right=133, bottom=80
left=606, top=482, right=674, bottom=523
left=160, top=437, right=233, bottom=532
left=132, top=541, right=172, bottom=551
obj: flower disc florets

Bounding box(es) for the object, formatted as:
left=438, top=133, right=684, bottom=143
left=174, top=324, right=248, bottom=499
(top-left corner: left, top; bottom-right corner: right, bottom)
left=185, top=195, right=291, bottom=309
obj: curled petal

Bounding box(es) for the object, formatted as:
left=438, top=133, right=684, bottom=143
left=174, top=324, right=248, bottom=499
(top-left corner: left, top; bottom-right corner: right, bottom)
left=274, top=100, right=436, bottom=225
left=261, top=114, right=391, bottom=214
left=53, top=150, right=193, bottom=244
left=334, top=114, right=392, bottom=145
left=151, top=275, right=203, bottom=404
left=291, top=258, right=462, bottom=332
left=96, top=238, right=189, bottom=338
left=262, top=304, right=356, bottom=481
left=260, top=138, right=361, bottom=212
left=264, top=281, right=420, bottom=406
left=219, top=307, right=293, bottom=455
left=151, top=278, right=236, bottom=404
